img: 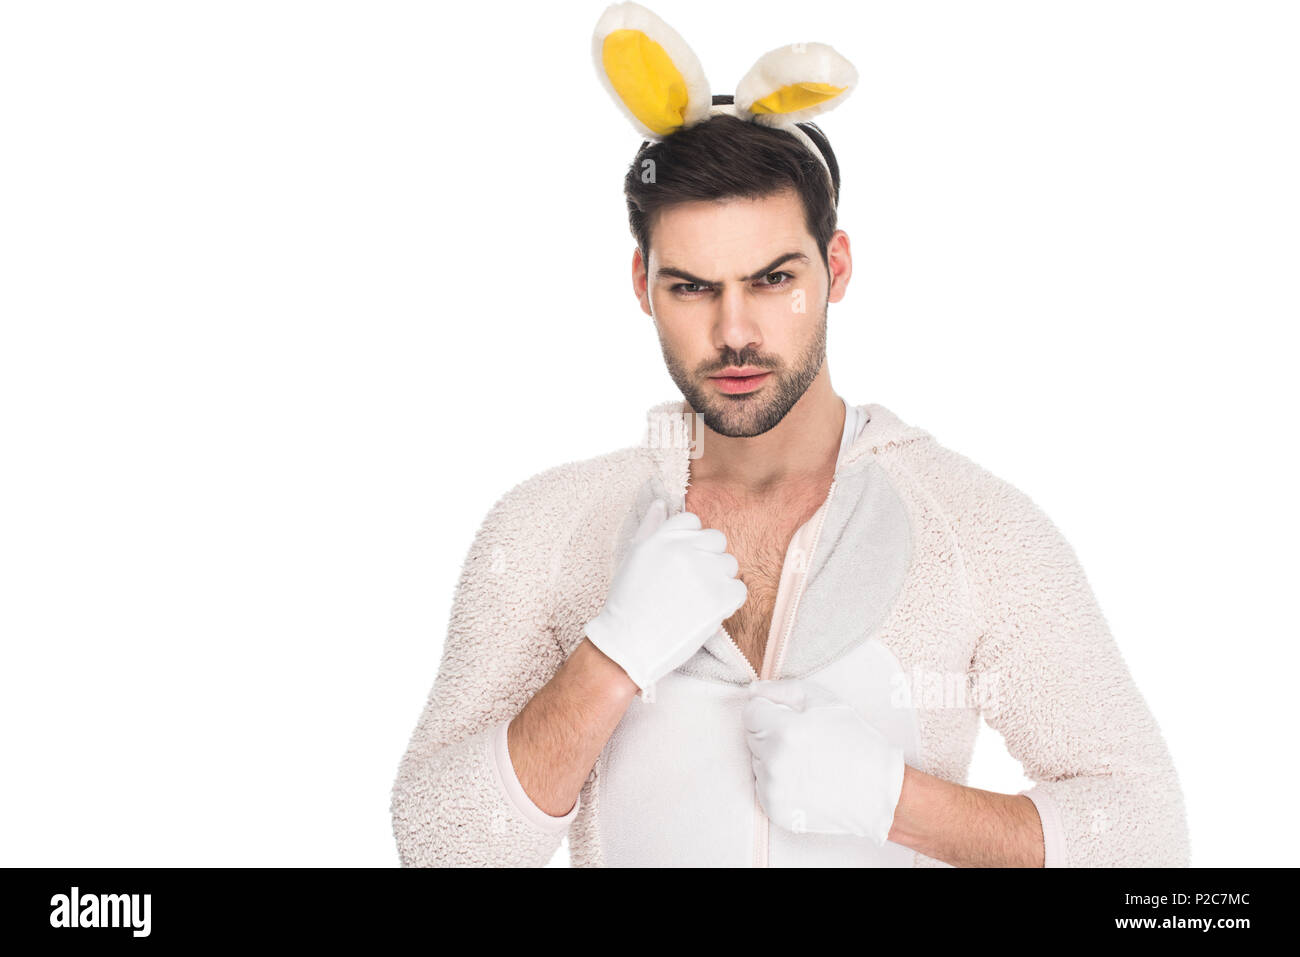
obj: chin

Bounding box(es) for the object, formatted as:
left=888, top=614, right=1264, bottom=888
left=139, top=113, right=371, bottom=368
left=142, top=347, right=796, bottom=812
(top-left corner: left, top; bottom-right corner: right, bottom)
left=697, top=389, right=784, bottom=438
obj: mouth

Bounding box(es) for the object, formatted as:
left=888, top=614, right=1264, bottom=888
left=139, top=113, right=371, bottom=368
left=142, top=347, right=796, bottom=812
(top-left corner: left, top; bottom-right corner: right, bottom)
left=708, top=370, right=772, bottom=395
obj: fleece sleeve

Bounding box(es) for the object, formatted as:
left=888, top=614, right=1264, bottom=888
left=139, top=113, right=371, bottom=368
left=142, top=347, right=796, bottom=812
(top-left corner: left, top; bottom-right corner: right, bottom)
left=389, top=474, right=581, bottom=867
left=957, top=468, right=1191, bottom=867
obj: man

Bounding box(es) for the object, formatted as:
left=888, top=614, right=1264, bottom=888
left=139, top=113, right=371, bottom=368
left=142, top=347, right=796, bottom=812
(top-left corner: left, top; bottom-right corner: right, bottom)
left=390, top=3, right=1189, bottom=867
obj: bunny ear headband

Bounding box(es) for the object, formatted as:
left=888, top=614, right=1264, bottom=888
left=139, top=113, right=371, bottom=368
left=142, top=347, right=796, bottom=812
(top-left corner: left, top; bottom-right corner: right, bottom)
left=591, top=1, right=858, bottom=178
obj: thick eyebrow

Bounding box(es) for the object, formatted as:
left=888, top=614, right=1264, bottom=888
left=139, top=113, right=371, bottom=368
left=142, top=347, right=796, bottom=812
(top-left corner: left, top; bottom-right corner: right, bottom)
left=655, top=251, right=811, bottom=286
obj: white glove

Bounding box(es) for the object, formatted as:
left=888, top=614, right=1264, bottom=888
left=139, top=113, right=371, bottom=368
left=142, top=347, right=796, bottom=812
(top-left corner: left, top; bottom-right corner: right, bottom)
left=743, top=677, right=906, bottom=846
left=584, top=499, right=747, bottom=695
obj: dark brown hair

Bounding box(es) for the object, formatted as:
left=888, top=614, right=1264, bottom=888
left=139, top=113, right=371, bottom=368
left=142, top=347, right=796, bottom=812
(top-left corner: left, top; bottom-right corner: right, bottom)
left=624, top=94, right=842, bottom=278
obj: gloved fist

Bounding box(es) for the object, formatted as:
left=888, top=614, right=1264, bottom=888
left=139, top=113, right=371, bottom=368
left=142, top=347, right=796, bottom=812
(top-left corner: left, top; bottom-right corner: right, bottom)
left=584, top=499, right=747, bottom=695
left=743, top=677, right=906, bottom=846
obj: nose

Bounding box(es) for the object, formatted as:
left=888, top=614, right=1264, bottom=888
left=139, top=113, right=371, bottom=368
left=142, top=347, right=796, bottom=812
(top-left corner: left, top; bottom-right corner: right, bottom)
left=713, top=285, right=762, bottom=356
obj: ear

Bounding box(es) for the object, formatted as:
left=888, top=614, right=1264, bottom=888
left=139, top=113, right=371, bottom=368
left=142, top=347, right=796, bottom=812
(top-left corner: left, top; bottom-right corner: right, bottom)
left=734, top=41, right=857, bottom=127
left=592, top=1, right=712, bottom=140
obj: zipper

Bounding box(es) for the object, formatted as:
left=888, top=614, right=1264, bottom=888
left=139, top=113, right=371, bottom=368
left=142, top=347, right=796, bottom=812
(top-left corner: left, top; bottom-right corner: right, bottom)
left=718, top=623, right=759, bottom=682
left=751, top=475, right=839, bottom=868
left=771, top=477, right=838, bottom=680
left=667, top=419, right=846, bottom=868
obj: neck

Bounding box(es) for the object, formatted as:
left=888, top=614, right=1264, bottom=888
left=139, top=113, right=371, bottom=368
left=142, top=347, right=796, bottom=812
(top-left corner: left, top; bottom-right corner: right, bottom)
left=685, top=366, right=844, bottom=495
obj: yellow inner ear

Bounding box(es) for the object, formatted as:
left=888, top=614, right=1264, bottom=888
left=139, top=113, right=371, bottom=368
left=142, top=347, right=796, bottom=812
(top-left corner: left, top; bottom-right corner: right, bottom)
left=602, top=29, right=690, bottom=136
left=749, top=81, right=845, bottom=115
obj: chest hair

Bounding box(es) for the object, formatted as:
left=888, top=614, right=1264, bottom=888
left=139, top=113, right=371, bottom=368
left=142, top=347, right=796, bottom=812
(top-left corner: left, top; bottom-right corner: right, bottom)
left=684, top=482, right=827, bottom=676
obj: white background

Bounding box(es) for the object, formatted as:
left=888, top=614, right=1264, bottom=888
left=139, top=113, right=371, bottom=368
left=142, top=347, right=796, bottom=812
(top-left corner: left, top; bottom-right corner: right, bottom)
left=2, top=0, right=1295, bottom=867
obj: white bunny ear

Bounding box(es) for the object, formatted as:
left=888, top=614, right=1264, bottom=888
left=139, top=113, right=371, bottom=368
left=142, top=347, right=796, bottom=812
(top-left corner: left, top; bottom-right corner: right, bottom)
left=735, top=42, right=858, bottom=127
left=592, top=2, right=712, bottom=140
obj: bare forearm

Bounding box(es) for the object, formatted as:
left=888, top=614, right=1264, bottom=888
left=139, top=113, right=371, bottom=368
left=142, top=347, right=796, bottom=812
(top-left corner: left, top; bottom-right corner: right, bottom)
left=887, top=765, right=1045, bottom=867
left=506, top=638, right=639, bottom=817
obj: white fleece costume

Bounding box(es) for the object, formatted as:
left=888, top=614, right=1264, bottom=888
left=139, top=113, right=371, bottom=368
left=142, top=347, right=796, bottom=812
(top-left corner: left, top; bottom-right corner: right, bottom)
left=390, top=397, right=1191, bottom=867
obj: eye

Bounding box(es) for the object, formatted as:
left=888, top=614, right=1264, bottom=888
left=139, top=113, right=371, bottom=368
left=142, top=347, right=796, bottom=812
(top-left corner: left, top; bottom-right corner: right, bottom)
left=671, top=282, right=709, bottom=296
left=758, top=271, right=794, bottom=288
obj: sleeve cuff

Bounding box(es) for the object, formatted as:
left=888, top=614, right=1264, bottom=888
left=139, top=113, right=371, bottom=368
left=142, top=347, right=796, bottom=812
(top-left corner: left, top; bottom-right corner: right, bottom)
left=1019, top=785, right=1068, bottom=868
left=487, top=718, right=581, bottom=834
